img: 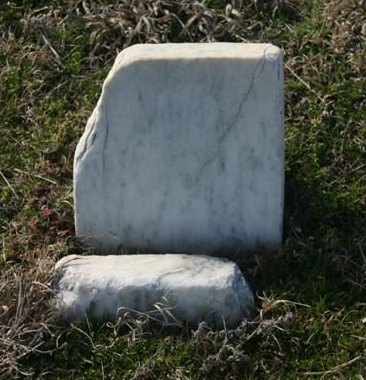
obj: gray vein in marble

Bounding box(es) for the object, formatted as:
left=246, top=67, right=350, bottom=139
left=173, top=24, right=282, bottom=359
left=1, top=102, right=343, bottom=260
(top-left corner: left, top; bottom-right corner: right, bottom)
left=195, top=47, right=269, bottom=182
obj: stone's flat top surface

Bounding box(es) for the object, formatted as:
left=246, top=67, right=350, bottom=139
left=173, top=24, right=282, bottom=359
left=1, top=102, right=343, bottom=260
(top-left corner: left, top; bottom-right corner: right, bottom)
left=74, top=43, right=284, bottom=255
left=54, top=254, right=254, bottom=327
left=112, top=43, right=281, bottom=61
left=56, top=254, right=234, bottom=282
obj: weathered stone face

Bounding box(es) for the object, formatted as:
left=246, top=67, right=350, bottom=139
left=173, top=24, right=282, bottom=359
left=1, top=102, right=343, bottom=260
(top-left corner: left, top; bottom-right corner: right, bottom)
left=74, top=43, right=284, bottom=255
left=54, top=254, right=254, bottom=327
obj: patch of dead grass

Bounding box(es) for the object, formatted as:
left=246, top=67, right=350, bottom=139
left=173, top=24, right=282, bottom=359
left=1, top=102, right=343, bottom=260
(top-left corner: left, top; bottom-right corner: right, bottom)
left=0, top=0, right=365, bottom=378
left=0, top=249, right=58, bottom=377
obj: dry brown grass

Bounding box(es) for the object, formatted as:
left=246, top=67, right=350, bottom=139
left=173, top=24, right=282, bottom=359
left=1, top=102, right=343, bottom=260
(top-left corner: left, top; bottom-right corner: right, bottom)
left=1, top=0, right=365, bottom=378
left=0, top=250, right=57, bottom=377
left=16, top=0, right=305, bottom=68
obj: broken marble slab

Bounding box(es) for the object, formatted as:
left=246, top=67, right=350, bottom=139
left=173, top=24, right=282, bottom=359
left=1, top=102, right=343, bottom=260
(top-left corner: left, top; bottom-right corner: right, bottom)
left=74, top=43, right=284, bottom=255
left=54, top=254, right=254, bottom=327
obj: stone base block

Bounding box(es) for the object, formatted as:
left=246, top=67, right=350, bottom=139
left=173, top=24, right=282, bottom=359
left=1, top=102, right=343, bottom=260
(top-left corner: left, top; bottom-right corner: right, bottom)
left=54, top=254, right=254, bottom=327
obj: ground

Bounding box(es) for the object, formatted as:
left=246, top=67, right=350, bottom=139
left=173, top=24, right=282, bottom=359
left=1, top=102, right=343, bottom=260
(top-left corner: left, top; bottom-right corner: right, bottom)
left=0, top=0, right=365, bottom=378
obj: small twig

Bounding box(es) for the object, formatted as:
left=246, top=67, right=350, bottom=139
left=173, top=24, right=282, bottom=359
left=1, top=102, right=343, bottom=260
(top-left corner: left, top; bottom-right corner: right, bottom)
left=303, top=355, right=363, bottom=376
left=38, top=27, right=63, bottom=67
left=31, top=281, right=54, bottom=293
left=101, top=361, right=105, bottom=380
left=285, top=63, right=325, bottom=103
left=13, top=168, right=57, bottom=185
left=1, top=239, right=5, bottom=261
left=4, top=132, right=38, bottom=152
left=358, top=242, right=366, bottom=264
left=70, top=323, right=96, bottom=350
left=261, top=297, right=311, bottom=312
left=0, top=171, right=19, bottom=198
left=349, top=163, right=366, bottom=175
left=351, top=335, right=366, bottom=341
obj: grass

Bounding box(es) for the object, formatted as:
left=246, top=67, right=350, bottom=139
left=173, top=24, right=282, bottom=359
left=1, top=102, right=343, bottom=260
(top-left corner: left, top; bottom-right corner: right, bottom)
left=0, top=0, right=365, bottom=378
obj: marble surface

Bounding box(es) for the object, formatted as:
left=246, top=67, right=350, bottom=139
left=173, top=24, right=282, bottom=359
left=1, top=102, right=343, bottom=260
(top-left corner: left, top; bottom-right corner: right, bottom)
left=54, top=254, right=254, bottom=327
left=74, top=43, right=284, bottom=255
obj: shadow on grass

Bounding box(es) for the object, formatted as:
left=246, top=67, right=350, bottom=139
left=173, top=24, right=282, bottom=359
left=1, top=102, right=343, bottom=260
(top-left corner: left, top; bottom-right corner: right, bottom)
left=243, top=167, right=366, bottom=308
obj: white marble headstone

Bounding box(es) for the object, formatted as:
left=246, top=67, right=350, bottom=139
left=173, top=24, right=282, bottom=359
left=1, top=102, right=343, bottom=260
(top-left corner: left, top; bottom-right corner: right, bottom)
left=74, top=43, right=284, bottom=255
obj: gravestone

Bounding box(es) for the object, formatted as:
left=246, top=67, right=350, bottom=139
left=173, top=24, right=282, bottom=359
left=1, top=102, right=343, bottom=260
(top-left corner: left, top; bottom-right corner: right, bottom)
left=74, top=43, right=284, bottom=254
left=55, top=43, right=284, bottom=326
left=54, top=254, right=254, bottom=327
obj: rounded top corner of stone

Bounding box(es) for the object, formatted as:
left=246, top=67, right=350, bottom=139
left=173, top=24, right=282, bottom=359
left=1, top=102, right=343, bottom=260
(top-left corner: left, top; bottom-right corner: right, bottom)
left=264, top=44, right=283, bottom=60
left=109, top=45, right=145, bottom=70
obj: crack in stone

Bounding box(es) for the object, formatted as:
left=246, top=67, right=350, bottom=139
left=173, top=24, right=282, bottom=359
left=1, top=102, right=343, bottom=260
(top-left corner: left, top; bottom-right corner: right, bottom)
left=195, top=48, right=269, bottom=182
left=102, top=108, right=110, bottom=175
left=76, top=118, right=96, bottom=163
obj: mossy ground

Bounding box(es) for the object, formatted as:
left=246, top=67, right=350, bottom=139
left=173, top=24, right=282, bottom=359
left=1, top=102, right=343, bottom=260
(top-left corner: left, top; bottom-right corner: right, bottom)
left=0, top=0, right=365, bottom=378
